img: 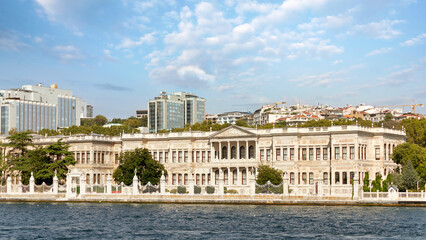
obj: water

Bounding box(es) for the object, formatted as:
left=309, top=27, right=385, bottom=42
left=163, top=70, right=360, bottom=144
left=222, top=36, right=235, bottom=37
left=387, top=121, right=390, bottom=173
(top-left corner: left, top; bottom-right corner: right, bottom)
left=0, top=203, right=425, bottom=239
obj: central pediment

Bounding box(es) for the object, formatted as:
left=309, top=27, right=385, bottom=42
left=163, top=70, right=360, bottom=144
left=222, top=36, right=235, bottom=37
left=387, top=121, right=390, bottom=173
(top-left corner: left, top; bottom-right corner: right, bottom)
left=210, top=125, right=256, bottom=139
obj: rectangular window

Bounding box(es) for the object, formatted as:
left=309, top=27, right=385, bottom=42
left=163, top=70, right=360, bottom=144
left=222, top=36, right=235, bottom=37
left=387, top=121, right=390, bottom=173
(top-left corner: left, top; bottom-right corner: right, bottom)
left=309, top=148, right=314, bottom=160
left=208, top=151, right=211, bottom=162
left=302, top=148, right=307, bottom=160
left=173, top=151, right=176, bottom=163
left=375, top=148, right=380, bottom=160
left=309, top=172, right=314, bottom=185
left=153, top=152, right=157, bottom=161
left=260, top=149, right=265, bottom=161
left=290, top=148, right=294, bottom=161
left=178, top=151, right=183, bottom=162
left=335, top=172, right=340, bottom=184
left=290, top=172, right=295, bottom=185
left=342, top=147, right=347, bottom=160
left=165, top=152, right=169, bottom=163
left=316, top=148, right=321, bottom=160
left=114, top=153, right=118, bottom=164
left=76, top=153, right=80, bottom=164
left=335, top=147, right=340, bottom=160
left=184, top=151, right=188, bottom=162
left=323, top=148, right=328, bottom=160
left=276, top=148, right=281, bottom=161
left=350, top=146, right=355, bottom=159
left=202, top=151, right=206, bottom=162
left=196, top=174, right=200, bottom=185
left=172, top=174, right=176, bottom=185
left=196, top=151, right=200, bottom=163
left=343, top=172, right=348, bottom=185
left=283, top=148, right=288, bottom=161
left=267, top=149, right=271, bottom=161
left=202, top=174, right=206, bottom=185
left=159, top=152, right=163, bottom=163
left=179, top=174, right=183, bottom=185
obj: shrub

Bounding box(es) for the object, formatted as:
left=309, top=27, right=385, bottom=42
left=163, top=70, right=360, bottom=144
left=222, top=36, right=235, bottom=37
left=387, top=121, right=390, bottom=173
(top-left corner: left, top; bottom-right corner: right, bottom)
left=225, top=189, right=238, bottom=194
left=177, top=186, right=187, bottom=194
left=206, top=186, right=215, bottom=194
left=170, top=189, right=177, bottom=194
left=194, top=186, right=201, bottom=194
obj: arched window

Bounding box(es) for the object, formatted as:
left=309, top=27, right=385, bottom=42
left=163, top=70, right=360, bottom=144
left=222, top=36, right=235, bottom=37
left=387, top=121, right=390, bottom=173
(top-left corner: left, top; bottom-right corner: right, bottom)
left=231, top=146, right=236, bottom=159
left=249, top=146, right=254, bottom=159
left=222, top=146, right=227, bottom=159
left=215, top=170, right=219, bottom=185
left=335, top=172, right=340, bottom=184
left=240, top=146, right=246, bottom=159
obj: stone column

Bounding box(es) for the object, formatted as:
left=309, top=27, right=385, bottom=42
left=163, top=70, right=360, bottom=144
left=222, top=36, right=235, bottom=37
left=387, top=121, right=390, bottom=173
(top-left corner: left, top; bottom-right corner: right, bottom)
left=236, top=167, right=240, bottom=186
left=237, top=141, right=240, bottom=160
left=210, top=142, right=214, bottom=162
left=29, top=172, right=35, bottom=194
left=294, top=145, right=299, bottom=162
left=219, top=142, right=222, bottom=160
left=353, top=175, right=359, bottom=199
left=133, top=172, right=139, bottom=195
left=283, top=172, right=289, bottom=196
left=249, top=172, right=256, bottom=196
left=188, top=173, right=194, bottom=195
left=80, top=172, right=86, bottom=195
left=66, top=172, right=71, bottom=198
left=228, top=141, right=231, bottom=159
left=227, top=167, right=230, bottom=186
left=317, top=178, right=323, bottom=196
left=53, top=171, right=58, bottom=194
left=6, top=176, right=12, bottom=194
left=160, top=171, right=166, bottom=194
left=106, top=174, right=112, bottom=194
left=218, top=168, right=224, bottom=195
left=246, top=141, right=249, bottom=159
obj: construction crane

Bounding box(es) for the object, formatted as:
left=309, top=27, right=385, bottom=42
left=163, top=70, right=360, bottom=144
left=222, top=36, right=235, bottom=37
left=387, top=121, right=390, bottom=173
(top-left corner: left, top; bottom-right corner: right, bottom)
left=375, top=100, right=424, bottom=114
left=232, top=101, right=286, bottom=107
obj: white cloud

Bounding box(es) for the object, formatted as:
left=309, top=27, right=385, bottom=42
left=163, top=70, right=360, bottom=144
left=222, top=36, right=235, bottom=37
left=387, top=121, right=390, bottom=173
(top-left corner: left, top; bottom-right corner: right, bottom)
left=365, top=47, right=393, bottom=57
left=0, top=30, right=29, bottom=51
left=298, top=14, right=353, bottom=30
left=332, top=60, right=342, bottom=65
left=400, top=33, right=426, bottom=46
left=235, top=1, right=279, bottom=15
left=52, top=45, right=85, bottom=61
left=349, top=19, right=403, bottom=39
left=291, top=70, right=345, bottom=87
left=33, top=36, right=43, bottom=43
left=287, top=38, right=343, bottom=59
left=103, top=49, right=119, bottom=62
left=117, top=32, right=156, bottom=48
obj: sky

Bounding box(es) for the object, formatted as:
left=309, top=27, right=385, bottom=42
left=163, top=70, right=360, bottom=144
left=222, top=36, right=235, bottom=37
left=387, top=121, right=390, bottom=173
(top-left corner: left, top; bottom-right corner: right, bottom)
left=0, top=0, right=425, bottom=118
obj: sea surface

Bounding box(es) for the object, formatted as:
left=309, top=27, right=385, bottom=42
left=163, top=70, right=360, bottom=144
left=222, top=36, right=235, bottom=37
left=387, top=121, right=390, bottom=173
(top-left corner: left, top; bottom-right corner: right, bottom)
left=0, top=203, right=425, bottom=239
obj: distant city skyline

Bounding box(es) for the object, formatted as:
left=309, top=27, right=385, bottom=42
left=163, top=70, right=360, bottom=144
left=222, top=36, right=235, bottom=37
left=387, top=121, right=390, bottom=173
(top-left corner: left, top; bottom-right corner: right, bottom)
left=0, top=0, right=425, bottom=118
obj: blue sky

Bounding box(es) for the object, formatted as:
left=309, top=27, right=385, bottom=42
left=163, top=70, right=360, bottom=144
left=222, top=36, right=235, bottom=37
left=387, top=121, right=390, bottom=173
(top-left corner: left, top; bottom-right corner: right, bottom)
left=0, top=0, right=425, bottom=118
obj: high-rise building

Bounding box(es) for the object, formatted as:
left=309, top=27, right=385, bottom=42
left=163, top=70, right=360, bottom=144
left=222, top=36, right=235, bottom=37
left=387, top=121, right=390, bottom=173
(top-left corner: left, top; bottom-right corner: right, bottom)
left=148, top=91, right=206, bottom=133
left=0, top=83, right=90, bottom=134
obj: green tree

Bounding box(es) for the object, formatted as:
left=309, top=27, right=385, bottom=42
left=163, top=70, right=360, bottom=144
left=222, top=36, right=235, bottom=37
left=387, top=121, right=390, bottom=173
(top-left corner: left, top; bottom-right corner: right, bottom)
left=392, top=143, right=426, bottom=184
left=3, top=131, right=33, bottom=156
left=123, top=117, right=143, bottom=128
left=9, top=139, right=75, bottom=185
left=402, top=118, right=426, bottom=147
left=371, top=174, right=383, bottom=192
left=256, top=164, right=283, bottom=185
left=93, top=115, right=108, bottom=126
left=401, top=161, right=419, bottom=191
left=384, top=113, right=393, bottom=121
left=362, top=172, right=370, bottom=192
left=140, top=116, right=147, bottom=127
left=113, top=148, right=166, bottom=185
left=235, top=119, right=249, bottom=127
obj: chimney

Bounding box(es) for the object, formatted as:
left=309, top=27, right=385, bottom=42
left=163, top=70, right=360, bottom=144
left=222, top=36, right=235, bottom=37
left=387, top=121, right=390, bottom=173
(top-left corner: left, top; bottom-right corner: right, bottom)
left=51, top=84, right=58, bottom=89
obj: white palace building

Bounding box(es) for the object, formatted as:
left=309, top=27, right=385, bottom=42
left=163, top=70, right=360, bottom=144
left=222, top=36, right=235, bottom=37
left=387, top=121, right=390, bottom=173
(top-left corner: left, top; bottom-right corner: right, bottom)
left=18, top=124, right=406, bottom=197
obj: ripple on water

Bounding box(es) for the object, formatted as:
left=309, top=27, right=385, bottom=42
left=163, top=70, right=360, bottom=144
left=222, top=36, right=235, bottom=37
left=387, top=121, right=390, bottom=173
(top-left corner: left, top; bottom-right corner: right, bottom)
left=0, top=203, right=425, bottom=239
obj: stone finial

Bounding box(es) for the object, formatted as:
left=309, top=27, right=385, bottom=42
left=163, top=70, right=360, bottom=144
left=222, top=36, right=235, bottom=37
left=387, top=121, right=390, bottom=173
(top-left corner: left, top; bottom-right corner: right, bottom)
left=134, top=168, right=137, bottom=176
left=161, top=170, right=164, bottom=176
left=54, top=169, right=57, bottom=176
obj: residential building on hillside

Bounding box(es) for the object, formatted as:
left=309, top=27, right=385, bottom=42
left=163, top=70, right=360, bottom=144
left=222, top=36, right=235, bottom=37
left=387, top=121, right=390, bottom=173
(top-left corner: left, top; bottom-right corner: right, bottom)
left=148, top=92, right=206, bottom=133
left=0, top=83, right=90, bottom=135
left=205, top=114, right=218, bottom=124
left=217, top=111, right=250, bottom=124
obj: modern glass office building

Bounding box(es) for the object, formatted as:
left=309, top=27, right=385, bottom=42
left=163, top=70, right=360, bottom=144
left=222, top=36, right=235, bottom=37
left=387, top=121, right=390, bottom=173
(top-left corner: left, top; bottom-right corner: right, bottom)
left=148, top=92, right=206, bottom=133
left=0, top=84, right=90, bottom=135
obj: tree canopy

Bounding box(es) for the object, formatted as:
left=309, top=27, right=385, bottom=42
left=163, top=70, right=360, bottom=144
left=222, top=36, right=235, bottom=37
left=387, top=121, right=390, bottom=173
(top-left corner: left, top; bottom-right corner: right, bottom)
left=113, top=148, right=166, bottom=185
left=256, top=164, right=283, bottom=185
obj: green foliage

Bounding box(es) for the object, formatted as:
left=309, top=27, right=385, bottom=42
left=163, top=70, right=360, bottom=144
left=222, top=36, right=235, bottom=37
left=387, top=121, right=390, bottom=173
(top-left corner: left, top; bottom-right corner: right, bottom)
left=235, top=119, right=249, bottom=127
left=385, top=113, right=393, bottom=121
left=401, top=119, right=426, bottom=147
left=123, top=117, right=144, bottom=128
left=194, top=185, right=201, bottom=194
left=113, top=148, right=166, bottom=185
left=256, top=164, right=283, bottom=185
left=206, top=186, right=215, bottom=194
left=177, top=186, right=186, bottom=194
left=158, top=121, right=231, bottom=133
left=4, top=131, right=34, bottom=156
left=81, top=115, right=108, bottom=127
left=363, top=172, right=370, bottom=192
left=6, top=137, right=75, bottom=185
left=401, top=161, right=419, bottom=190
left=38, top=125, right=140, bottom=137
left=170, top=189, right=177, bottom=194
left=224, top=188, right=238, bottom=194
left=392, top=143, right=426, bottom=183
left=371, top=174, right=383, bottom=192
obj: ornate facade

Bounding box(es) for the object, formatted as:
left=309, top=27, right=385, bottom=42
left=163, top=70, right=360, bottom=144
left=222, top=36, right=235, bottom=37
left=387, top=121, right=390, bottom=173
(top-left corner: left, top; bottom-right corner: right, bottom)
left=25, top=125, right=405, bottom=195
